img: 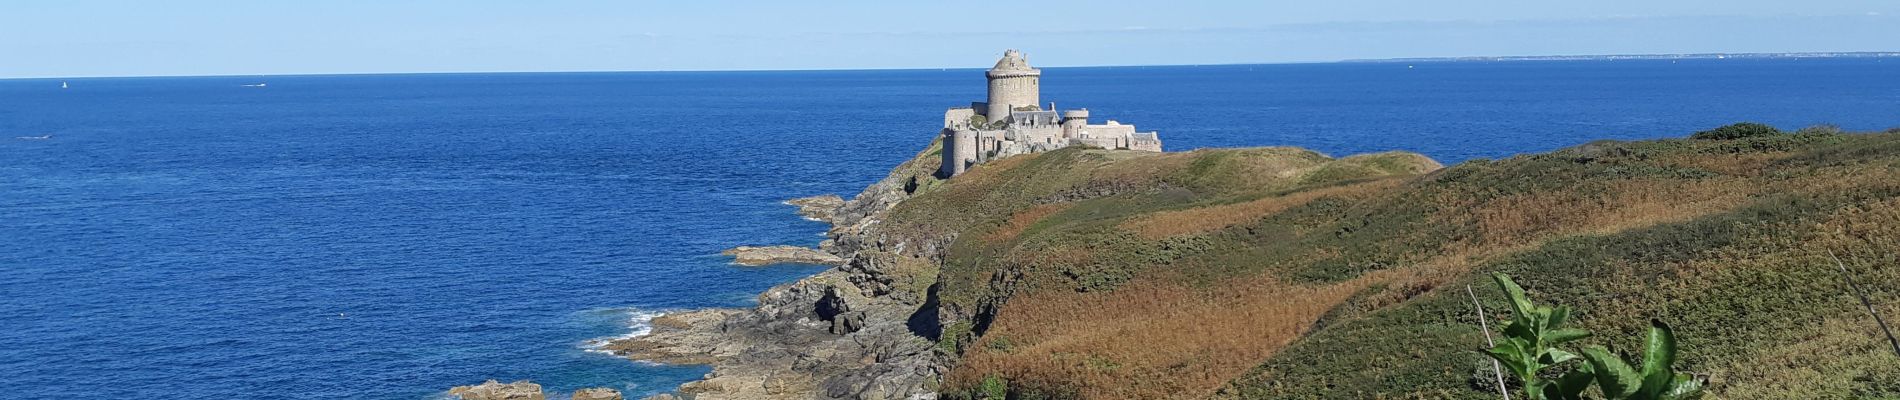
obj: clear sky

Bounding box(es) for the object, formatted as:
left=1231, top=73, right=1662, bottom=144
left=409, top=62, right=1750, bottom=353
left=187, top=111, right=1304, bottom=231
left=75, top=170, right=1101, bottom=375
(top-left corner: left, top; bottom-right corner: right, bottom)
left=5, top=0, right=1898, bottom=78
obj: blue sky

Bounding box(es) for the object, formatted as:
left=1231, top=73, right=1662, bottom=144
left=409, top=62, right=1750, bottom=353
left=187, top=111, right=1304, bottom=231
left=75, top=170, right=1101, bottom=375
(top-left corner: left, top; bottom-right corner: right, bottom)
left=4, top=0, right=1897, bottom=78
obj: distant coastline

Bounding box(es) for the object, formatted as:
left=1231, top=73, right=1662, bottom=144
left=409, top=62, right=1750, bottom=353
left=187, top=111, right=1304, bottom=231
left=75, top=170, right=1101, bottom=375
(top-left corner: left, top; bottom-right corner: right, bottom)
left=1346, top=51, right=1900, bottom=63
left=14, top=52, right=1900, bottom=80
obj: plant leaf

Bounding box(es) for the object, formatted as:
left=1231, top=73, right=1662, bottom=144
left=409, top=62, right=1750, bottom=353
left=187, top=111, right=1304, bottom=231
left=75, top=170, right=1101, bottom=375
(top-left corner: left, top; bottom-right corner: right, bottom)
left=1542, top=368, right=1595, bottom=400
left=1660, top=373, right=1705, bottom=400
left=1533, top=305, right=1555, bottom=327
left=1504, top=321, right=1535, bottom=341
left=1639, top=319, right=1680, bottom=397
left=1642, top=319, right=1678, bottom=377
left=1547, top=304, right=1572, bottom=328
left=1544, top=328, right=1592, bottom=346
left=1541, top=348, right=1580, bottom=365
left=1583, top=346, right=1642, bottom=398
left=1484, top=345, right=1534, bottom=379
left=1492, top=273, right=1535, bottom=323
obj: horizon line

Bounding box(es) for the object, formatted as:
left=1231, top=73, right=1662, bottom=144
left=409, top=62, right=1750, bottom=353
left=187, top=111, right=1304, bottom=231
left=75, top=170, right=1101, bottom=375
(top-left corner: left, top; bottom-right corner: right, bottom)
left=6, top=50, right=1895, bottom=81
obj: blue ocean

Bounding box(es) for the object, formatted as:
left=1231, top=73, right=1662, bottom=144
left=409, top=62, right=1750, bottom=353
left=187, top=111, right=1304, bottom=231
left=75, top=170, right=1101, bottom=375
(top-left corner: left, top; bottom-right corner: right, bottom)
left=2, top=59, right=1897, bottom=399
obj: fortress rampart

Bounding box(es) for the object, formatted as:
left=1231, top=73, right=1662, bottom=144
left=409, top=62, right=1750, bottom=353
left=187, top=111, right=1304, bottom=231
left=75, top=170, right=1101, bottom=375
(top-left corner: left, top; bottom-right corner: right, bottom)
left=940, top=50, right=1163, bottom=178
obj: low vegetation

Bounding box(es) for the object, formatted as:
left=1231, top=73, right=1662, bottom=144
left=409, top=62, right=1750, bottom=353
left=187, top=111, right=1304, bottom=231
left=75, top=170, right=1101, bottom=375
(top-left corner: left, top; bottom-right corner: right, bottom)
left=1689, top=122, right=1781, bottom=140
left=1481, top=273, right=1705, bottom=400
left=868, top=123, right=1899, bottom=399
left=1481, top=273, right=1595, bottom=400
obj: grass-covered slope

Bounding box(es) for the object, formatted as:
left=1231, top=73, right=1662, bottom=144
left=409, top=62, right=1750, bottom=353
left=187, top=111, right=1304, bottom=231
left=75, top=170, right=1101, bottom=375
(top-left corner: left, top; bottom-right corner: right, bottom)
left=1215, top=131, right=1900, bottom=399
left=876, top=129, right=1899, bottom=399
left=879, top=145, right=1444, bottom=398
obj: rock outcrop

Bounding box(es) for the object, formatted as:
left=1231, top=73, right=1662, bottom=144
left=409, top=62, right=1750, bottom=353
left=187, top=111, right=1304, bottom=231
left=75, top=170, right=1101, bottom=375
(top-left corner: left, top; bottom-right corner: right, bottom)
left=605, top=141, right=949, bottom=399
left=448, top=380, right=545, bottom=400
left=572, top=387, right=624, bottom=400
left=721, top=245, right=846, bottom=267
left=786, top=195, right=845, bottom=223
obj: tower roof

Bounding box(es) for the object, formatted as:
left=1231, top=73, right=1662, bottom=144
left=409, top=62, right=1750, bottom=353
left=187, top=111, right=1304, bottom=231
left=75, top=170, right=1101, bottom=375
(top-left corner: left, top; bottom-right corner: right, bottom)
left=988, top=49, right=1041, bottom=78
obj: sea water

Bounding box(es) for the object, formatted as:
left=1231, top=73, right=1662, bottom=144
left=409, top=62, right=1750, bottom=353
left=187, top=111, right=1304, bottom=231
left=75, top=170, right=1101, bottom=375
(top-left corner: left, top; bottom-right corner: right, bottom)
left=2, top=59, right=1897, bottom=399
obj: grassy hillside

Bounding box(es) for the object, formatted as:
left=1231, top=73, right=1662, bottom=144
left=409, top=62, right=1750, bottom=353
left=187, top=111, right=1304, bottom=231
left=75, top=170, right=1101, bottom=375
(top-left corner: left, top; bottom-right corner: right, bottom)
left=876, top=128, right=1900, bottom=399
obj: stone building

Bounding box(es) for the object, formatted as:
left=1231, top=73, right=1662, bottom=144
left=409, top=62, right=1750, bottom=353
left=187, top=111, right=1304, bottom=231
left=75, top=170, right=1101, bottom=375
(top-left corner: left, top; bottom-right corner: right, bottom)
left=939, top=50, right=1163, bottom=177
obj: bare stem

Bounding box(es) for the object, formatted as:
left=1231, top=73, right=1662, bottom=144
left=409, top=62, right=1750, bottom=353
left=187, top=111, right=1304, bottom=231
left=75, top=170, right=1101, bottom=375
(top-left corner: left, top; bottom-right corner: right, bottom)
left=1468, top=285, right=1512, bottom=400
left=1829, top=250, right=1900, bottom=357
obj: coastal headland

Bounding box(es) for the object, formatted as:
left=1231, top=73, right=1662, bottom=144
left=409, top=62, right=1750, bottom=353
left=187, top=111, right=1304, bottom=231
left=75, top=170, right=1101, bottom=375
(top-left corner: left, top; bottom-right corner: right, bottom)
left=583, top=123, right=1900, bottom=399
left=443, top=51, right=1900, bottom=399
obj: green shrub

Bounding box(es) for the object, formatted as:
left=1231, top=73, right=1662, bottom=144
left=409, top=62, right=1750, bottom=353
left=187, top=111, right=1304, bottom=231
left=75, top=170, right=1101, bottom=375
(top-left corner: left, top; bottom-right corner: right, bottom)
left=979, top=375, right=1008, bottom=399
left=984, top=336, right=1015, bottom=353
left=940, top=322, right=973, bottom=353
left=1690, top=122, right=1781, bottom=140
left=1794, top=124, right=1843, bottom=136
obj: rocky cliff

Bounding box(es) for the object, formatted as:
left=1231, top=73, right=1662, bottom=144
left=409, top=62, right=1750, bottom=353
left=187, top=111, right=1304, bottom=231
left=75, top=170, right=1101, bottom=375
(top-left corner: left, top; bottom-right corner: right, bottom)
left=605, top=139, right=952, bottom=399
left=604, top=139, right=1445, bottom=399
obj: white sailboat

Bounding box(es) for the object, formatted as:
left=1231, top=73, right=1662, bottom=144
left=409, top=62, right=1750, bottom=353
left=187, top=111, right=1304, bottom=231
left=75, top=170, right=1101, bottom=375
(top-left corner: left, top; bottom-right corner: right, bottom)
left=61, top=81, right=68, bottom=89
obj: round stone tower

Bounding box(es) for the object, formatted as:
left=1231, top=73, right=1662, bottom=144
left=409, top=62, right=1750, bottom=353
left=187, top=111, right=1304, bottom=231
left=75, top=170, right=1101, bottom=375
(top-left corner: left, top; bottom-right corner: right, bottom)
left=943, top=128, right=978, bottom=176
left=986, top=50, right=1041, bottom=120
left=1061, top=109, right=1089, bottom=138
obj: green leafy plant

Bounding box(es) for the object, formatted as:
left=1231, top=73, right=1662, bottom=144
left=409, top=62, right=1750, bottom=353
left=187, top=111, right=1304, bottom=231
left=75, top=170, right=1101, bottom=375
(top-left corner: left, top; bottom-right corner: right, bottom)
left=1482, top=273, right=1707, bottom=400
left=1578, top=320, right=1705, bottom=400
left=1483, top=272, right=1594, bottom=400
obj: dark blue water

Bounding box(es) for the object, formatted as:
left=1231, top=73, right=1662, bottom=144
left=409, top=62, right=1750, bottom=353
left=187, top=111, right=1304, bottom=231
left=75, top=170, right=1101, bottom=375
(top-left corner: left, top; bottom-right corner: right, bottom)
left=2, top=59, right=1897, bottom=399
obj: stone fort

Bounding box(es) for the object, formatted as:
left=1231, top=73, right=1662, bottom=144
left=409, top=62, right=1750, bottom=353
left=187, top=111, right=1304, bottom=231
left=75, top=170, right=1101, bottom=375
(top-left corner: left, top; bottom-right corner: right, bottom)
left=939, top=50, right=1163, bottom=177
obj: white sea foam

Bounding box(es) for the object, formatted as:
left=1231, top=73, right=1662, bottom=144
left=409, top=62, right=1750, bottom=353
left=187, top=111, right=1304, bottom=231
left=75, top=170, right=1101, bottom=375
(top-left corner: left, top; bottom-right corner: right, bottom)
left=579, top=307, right=666, bottom=357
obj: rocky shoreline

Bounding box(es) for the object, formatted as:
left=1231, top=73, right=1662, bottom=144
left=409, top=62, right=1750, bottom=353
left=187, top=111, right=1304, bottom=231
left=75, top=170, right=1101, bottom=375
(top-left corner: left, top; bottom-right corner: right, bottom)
left=721, top=245, right=844, bottom=267
left=448, top=380, right=625, bottom=400
left=448, top=144, right=947, bottom=400
left=784, top=195, right=845, bottom=223
left=598, top=149, right=948, bottom=399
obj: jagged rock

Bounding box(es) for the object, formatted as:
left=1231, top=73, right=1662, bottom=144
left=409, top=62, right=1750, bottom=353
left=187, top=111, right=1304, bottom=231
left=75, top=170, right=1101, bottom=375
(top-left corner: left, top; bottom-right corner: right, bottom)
left=816, top=286, right=852, bottom=319
left=598, top=309, right=739, bottom=365
left=638, top=394, right=680, bottom=400
left=571, top=388, right=623, bottom=400
left=831, top=311, right=866, bottom=335
left=787, top=194, right=845, bottom=222
left=448, top=380, right=544, bottom=400
left=721, top=245, right=845, bottom=266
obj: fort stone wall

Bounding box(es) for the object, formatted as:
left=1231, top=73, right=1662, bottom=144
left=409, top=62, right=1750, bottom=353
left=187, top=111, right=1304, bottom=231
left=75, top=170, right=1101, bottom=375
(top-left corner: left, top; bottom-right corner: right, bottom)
left=986, top=76, right=1039, bottom=119
left=938, top=50, right=1162, bottom=178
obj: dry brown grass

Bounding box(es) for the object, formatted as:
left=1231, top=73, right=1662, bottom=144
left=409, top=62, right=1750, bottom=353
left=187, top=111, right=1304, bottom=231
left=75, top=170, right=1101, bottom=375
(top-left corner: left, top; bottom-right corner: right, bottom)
left=1696, top=195, right=1900, bottom=397
left=1708, top=308, right=1900, bottom=398
left=1089, top=150, right=1195, bottom=187
left=1655, top=152, right=1787, bottom=176
left=936, top=154, right=1039, bottom=198
left=937, top=136, right=1900, bottom=398
left=1464, top=178, right=1749, bottom=246
left=948, top=266, right=1441, bottom=399
left=983, top=203, right=1073, bottom=244
left=1120, top=178, right=1405, bottom=240
left=1768, top=163, right=1900, bottom=198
